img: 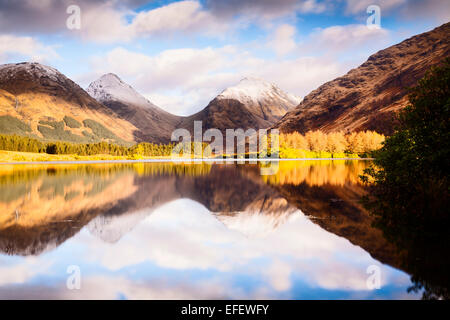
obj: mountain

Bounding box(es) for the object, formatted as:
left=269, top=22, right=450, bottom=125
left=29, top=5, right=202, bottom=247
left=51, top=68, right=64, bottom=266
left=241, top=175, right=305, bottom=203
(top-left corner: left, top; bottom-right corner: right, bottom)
left=87, top=74, right=181, bottom=144
left=275, top=22, right=450, bottom=135
left=0, top=62, right=138, bottom=144
left=178, top=77, right=300, bottom=133
left=87, top=75, right=300, bottom=142
left=217, top=77, right=300, bottom=124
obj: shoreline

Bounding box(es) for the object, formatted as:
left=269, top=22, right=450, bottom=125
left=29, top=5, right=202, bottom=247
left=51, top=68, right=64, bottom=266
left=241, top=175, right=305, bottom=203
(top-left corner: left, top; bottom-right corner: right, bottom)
left=0, top=158, right=374, bottom=165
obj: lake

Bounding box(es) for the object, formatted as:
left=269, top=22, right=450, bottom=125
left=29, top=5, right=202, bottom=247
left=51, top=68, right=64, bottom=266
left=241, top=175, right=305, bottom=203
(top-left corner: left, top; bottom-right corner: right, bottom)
left=0, top=160, right=428, bottom=299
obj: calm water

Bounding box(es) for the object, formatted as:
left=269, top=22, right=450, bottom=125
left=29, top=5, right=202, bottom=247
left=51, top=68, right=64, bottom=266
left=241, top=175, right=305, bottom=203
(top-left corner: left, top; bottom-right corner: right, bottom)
left=0, top=160, right=427, bottom=299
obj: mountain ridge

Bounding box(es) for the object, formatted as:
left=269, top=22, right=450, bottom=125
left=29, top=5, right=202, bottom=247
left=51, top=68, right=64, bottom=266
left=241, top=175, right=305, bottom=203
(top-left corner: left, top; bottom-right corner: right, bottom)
left=274, top=22, right=450, bottom=135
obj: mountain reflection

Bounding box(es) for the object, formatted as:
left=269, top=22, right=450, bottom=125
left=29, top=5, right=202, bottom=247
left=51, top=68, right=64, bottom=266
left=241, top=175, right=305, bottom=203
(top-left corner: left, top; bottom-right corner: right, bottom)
left=0, top=161, right=393, bottom=258
left=0, top=160, right=446, bottom=299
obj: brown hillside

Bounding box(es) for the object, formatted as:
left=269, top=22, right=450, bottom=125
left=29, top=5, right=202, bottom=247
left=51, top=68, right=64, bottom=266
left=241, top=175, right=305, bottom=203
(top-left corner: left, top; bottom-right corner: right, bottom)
left=275, top=22, right=450, bottom=135
left=0, top=63, right=138, bottom=143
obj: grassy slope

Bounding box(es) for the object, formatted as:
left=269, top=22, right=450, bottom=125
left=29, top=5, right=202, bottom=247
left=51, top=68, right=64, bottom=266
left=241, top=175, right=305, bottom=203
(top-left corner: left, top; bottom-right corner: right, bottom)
left=0, top=90, right=137, bottom=143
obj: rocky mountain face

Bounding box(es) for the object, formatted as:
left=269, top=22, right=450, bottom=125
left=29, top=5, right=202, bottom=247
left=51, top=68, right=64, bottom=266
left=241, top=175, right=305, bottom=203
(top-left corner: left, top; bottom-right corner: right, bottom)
left=178, top=77, right=300, bottom=134
left=275, top=22, right=450, bottom=135
left=0, top=62, right=138, bottom=144
left=87, top=74, right=181, bottom=144
left=216, top=77, right=300, bottom=125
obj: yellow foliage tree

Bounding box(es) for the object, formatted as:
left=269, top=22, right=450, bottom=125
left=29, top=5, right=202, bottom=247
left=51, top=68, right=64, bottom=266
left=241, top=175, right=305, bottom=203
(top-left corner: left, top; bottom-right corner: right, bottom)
left=326, top=131, right=347, bottom=153
left=305, top=130, right=328, bottom=152
left=278, top=130, right=385, bottom=155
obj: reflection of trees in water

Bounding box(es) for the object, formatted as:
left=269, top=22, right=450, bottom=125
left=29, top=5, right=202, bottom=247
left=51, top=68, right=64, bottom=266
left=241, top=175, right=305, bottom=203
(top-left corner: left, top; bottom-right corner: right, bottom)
left=373, top=209, right=450, bottom=300
left=363, top=157, right=450, bottom=299
left=263, top=160, right=371, bottom=186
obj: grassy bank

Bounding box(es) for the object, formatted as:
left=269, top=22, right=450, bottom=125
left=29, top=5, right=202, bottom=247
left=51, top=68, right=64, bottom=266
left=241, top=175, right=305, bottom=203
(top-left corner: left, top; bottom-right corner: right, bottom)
left=0, top=150, right=171, bottom=163
left=0, top=150, right=365, bottom=163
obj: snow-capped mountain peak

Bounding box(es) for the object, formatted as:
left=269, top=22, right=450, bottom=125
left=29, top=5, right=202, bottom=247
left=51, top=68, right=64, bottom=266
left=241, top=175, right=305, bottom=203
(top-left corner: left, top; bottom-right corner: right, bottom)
left=87, top=73, right=153, bottom=108
left=217, top=77, right=301, bottom=107
left=0, top=62, right=63, bottom=83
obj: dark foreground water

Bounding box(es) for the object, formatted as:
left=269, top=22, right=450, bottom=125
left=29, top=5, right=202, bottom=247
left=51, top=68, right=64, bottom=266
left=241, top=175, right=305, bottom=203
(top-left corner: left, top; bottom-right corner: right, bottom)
left=0, top=160, right=434, bottom=299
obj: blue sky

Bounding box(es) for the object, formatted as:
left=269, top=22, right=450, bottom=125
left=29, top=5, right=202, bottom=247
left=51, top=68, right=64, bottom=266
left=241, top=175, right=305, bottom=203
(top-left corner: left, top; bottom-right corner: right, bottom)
left=0, top=0, right=448, bottom=115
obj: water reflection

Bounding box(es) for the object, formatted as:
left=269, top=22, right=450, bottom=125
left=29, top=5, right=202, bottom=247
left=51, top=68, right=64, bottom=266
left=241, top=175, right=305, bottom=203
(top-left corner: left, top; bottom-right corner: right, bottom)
left=0, top=161, right=431, bottom=299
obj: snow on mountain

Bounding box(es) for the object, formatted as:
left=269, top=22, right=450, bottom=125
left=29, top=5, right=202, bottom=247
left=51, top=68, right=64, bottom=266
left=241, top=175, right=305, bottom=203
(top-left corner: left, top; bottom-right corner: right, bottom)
left=0, top=62, right=66, bottom=85
left=87, top=73, right=157, bottom=109
left=217, top=77, right=301, bottom=107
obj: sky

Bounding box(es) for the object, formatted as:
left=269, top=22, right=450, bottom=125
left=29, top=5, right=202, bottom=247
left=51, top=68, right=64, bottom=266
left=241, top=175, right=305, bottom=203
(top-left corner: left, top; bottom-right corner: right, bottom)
left=0, top=0, right=449, bottom=116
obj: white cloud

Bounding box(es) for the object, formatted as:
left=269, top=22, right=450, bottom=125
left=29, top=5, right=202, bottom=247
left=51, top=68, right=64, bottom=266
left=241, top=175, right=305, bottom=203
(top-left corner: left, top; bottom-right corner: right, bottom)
left=305, top=24, right=390, bottom=53
left=132, top=1, right=226, bottom=36
left=79, top=1, right=230, bottom=43
left=297, top=0, right=327, bottom=13
left=256, top=57, right=344, bottom=96
left=0, top=34, right=59, bottom=63
left=0, top=257, right=52, bottom=286
left=268, top=24, right=297, bottom=56
left=73, top=0, right=329, bottom=44
left=80, top=3, right=135, bottom=43
left=264, top=260, right=292, bottom=291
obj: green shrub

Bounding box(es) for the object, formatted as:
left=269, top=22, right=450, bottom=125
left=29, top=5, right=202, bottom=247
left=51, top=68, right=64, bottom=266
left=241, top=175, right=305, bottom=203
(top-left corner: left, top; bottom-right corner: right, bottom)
left=38, top=120, right=65, bottom=131
left=37, top=124, right=86, bottom=143
left=63, top=116, right=82, bottom=128
left=0, top=115, right=32, bottom=135
left=82, top=119, right=121, bottom=141
left=81, top=130, right=98, bottom=142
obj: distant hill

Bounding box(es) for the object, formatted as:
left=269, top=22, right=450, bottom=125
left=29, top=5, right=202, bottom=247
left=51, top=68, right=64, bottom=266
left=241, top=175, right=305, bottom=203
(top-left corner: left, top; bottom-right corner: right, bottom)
left=0, top=62, right=138, bottom=145
left=274, top=22, right=450, bottom=135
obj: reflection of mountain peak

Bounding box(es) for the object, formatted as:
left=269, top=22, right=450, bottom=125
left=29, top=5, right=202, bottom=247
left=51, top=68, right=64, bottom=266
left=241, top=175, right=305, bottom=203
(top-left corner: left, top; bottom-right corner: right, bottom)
left=215, top=209, right=299, bottom=238
left=87, top=209, right=152, bottom=243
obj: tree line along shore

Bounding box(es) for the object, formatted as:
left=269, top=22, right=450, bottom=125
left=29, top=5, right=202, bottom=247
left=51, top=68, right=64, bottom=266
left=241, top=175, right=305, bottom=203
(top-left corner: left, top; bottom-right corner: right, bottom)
left=0, top=130, right=385, bottom=162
